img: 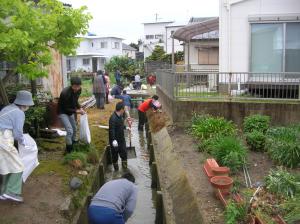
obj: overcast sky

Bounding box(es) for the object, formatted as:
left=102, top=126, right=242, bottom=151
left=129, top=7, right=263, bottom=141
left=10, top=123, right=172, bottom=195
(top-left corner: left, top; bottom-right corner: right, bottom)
left=62, top=0, right=219, bottom=44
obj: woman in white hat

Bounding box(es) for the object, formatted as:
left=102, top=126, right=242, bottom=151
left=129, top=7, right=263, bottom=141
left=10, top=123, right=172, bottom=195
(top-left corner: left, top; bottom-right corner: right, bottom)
left=0, top=90, right=34, bottom=202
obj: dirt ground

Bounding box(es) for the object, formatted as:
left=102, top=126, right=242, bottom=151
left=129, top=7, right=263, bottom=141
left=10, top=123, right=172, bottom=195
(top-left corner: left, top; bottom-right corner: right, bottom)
left=168, top=126, right=276, bottom=224
left=0, top=100, right=117, bottom=224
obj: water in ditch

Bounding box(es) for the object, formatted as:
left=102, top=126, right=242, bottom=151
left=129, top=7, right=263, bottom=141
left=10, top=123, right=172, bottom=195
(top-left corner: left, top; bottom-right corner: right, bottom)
left=105, top=109, right=156, bottom=224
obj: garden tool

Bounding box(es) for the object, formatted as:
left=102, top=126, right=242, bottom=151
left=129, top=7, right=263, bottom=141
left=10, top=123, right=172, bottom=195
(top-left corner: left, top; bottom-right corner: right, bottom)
left=126, top=118, right=136, bottom=159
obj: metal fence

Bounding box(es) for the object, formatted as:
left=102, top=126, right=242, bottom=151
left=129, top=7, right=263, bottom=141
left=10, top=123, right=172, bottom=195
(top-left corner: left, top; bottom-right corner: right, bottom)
left=156, top=70, right=300, bottom=100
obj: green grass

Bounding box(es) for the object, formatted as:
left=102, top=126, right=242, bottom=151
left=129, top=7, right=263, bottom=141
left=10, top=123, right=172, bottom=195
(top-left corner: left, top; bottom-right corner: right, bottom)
left=81, top=79, right=93, bottom=97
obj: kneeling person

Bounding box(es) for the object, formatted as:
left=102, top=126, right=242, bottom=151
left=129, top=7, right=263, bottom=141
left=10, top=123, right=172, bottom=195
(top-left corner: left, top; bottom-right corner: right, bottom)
left=88, top=172, right=137, bottom=224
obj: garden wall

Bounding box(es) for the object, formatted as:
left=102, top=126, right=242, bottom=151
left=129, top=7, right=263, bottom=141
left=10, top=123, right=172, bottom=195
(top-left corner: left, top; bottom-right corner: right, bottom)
left=157, top=87, right=300, bottom=126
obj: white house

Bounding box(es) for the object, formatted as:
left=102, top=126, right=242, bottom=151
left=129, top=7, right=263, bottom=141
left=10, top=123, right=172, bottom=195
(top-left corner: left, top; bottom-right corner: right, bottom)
left=122, top=43, right=137, bottom=59
left=219, top=0, right=300, bottom=73
left=139, top=21, right=184, bottom=59
left=67, top=36, right=123, bottom=73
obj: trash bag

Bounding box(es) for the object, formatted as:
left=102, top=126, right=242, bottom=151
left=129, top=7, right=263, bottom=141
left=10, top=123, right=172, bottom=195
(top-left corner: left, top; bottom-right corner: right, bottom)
left=79, top=114, right=91, bottom=144
left=108, top=94, right=114, bottom=103
left=18, top=134, right=39, bottom=182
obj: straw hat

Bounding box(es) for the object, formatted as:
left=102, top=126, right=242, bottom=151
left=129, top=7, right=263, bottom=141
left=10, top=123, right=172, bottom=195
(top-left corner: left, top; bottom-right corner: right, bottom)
left=14, top=90, right=34, bottom=106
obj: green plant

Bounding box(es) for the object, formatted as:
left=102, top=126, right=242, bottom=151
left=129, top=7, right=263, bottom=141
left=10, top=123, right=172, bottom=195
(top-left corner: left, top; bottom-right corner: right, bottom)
left=208, top=136, right=247, bottom=173
left=25, top=105, right=47, bottom=127
left=266, top=127, right=300, bottom=168
left=255, top=209, right=276, bottom=224
left=190, top=114, right=237, bottom=140
left=281, top=195, right=300, bottom=224
left=265, top=167, right=300, bottom=198
left=243, top=114, right=270, bottom=133
left=245, top=130, right=266, bottom=151
left=225, top=200, right=248, bottom=224
left=63, top=151, right=87, bottom=166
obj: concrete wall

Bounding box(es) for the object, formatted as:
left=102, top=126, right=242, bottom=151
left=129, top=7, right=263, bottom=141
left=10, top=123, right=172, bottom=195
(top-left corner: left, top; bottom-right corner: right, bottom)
left=219, top=0, right=300, bottom=72
left=165, top=26, right=184, bottom=54
left=157, top=86, right=300, bottom=126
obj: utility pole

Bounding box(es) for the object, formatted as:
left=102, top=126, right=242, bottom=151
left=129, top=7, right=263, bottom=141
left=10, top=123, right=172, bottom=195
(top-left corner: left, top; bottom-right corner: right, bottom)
left=155, top=13, right=161, bottom=22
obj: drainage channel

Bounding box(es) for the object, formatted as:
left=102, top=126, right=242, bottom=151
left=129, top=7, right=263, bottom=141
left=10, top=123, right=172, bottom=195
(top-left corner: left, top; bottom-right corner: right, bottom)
left=105, top=109, right=156, bottom=224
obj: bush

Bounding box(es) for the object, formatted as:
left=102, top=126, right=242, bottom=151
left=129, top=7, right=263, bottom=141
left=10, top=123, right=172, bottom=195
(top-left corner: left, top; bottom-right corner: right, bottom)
left=225, top=200, right=248, bottom=224
left=243, top=114, right=270, bottom=133
left=207, top=136, right=247, bottom=173
left=190, top=114, right=237, bottom=140
left=265, top=167, right=300, bottom=198
left=266, top=127, right=300, bottom=168
left=281, top=195, right=300, bottom=224
left=245, top=130, right=266, bottom=151
left=64, top=151, right=87, bottom=167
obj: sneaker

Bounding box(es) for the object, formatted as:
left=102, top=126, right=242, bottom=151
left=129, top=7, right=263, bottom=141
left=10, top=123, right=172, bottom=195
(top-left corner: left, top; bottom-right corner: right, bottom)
left=3, top=193, right=24, bottom=202
left=0, top=195, right=6, bottom=200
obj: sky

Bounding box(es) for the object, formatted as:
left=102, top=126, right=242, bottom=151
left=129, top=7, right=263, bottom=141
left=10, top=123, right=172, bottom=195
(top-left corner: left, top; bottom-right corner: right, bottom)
left=62, top=0, right=219, bottom=44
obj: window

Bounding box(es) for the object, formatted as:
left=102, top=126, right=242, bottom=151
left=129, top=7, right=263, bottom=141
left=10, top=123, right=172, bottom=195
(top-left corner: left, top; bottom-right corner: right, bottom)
left=198, top=48, right=218, bottom=65
left=114, top=42, right=120, bottom=49
left=67, top=59, right=71, bottom=71
left=82, top=58, right=90, bottom=65
left=145, top=35, right=154, bottom=40
left=100, top=58, right=106, bottom=64
left=91, top=42, right=94, bottom=47
left=155, top=34, right=163, bottom=39
left=251, top=22, right=300, bottom=72
left=101, top=42, right=107, bottom=48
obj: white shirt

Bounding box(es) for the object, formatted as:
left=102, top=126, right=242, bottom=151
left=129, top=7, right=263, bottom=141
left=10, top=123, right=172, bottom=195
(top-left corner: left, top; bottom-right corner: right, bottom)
left=135, top=74, right=140, bottom=82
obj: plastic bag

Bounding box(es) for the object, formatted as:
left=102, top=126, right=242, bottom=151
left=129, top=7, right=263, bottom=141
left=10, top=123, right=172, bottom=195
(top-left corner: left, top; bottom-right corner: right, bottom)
left=80, top=114, right=91, bottom=144
left=18, top=134, right=39, bottom=182
left=108, top=94, right=114, bottom=103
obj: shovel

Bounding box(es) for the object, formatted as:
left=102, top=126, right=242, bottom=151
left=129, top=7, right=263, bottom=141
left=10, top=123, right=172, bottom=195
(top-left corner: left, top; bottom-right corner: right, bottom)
left=126, top=119, right=136, bottom=159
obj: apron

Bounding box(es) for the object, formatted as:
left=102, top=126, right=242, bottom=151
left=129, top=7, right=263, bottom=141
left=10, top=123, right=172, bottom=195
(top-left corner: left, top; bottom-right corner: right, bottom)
left=0, top=108, right=24, bottom=175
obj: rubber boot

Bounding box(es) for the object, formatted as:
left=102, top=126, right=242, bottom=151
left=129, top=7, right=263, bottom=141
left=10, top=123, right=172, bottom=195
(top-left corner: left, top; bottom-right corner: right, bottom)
left=113, top=163, right=119, bottom=171
left=122, top=160, right=128, bottom=170
left=65, top=144, right=73, bottom=154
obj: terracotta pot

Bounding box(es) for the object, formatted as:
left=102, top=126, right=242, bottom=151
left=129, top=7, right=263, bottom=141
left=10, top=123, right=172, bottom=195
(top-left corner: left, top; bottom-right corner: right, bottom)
left=212, top=166, right=230, bottom=176
left=210, top=176, right=233, bottom=189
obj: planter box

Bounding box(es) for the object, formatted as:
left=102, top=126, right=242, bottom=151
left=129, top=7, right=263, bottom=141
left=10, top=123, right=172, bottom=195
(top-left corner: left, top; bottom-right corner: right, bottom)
left=203, top=158, right=230, bottom=179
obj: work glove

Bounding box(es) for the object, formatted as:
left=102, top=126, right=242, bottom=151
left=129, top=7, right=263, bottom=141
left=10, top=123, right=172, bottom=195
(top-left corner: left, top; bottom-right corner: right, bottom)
left=112, top=140, right=118, bottom=148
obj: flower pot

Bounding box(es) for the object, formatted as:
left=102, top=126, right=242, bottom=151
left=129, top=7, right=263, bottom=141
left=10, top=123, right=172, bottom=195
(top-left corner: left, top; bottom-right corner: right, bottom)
left=210, top=176, right=233, bottom=194
left=212, top=166, right=230, bottom=176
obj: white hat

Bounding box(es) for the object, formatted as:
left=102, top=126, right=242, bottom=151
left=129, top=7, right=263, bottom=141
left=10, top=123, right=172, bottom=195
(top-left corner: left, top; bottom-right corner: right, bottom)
left=14, top=90, right=34, bottom=106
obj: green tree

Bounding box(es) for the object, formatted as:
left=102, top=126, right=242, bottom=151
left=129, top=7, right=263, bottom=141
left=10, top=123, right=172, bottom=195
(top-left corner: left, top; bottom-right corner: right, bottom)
left=105, top=56, right=142, bottom=78
left=129, top=43, right=139, bottom=51
left=0, top=0, right=91, bottom=95
left=145, top=45, right=168, bottom=62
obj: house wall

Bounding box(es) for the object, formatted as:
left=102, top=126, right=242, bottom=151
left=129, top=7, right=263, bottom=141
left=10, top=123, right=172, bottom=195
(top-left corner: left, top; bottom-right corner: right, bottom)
left=42, top=49, right=64, bottom=98
left=165, top=26, right=184, bottom=54
left=219, top=0, right=300, bottom=72
left=122, top=49, right=136, bottom=59
left=184, top=40, right=219, bottom=70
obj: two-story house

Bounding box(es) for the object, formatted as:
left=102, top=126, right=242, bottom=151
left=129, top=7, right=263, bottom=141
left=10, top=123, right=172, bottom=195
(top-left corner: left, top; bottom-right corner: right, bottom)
left=67, top=35, right=123, bottom=73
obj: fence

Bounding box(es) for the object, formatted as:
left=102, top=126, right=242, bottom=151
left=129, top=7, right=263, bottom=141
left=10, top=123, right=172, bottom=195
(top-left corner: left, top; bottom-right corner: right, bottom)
left=156, top=70, right=300, bottom=100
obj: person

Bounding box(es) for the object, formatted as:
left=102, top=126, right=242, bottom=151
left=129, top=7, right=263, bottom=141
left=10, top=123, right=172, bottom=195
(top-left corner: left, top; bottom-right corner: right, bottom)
left=116, top=90, right=132, bottom=118
left=88, top=172, right=137, bottom=224
left=115, top=69, right=121, bottom=85
left=109, top=102, right=128, bottom=171
left=137, top=95, right=160, bottom=131
left=104, top=71, right=111, bottom=104
left=93, top=70, right=106, bottom=109
left=58, top=76, right=85, bottom=154
left=134, top=73, right=141, bottom=90
left=0, top=90, right=34, bottom=202
left=111, top=84, right=123, bottom=98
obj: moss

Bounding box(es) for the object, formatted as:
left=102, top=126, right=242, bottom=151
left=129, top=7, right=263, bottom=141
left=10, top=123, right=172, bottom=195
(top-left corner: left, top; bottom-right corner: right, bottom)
left=36, top=138, right=65, bottom=152
left=33, top=160, right=70, bottom=177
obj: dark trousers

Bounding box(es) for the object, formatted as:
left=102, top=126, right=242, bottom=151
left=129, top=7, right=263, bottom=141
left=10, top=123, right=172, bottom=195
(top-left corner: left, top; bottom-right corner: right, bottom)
left=138, top=110, right=146, bottom=131
left=95, top=93, right=105, bottom=109
left=105, top=92, right=109, bottom=104
left=110, top=141, right=127, bottom=163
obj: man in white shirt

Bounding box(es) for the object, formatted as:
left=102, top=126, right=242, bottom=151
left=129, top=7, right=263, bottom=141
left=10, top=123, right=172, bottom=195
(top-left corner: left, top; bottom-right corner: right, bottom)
left=134, top=74, right=141, bottom=90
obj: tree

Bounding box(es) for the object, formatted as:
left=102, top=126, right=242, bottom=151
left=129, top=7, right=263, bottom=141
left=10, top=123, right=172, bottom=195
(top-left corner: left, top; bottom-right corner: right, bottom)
left=129, top=43, right=139, bottom=51
left=145, top=45, right=168, bottom=62
left=0, top=0, right=92, bottom=96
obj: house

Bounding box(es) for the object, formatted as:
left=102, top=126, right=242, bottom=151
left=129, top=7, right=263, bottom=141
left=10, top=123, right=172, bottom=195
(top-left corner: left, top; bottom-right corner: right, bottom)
left=122, top=43, right=137, bottom=59
left=66, top=36, right=123, bottom=73
left=172, top=17, right=219, bottom=71
left=220, top=0, right=300, bottom=73
left=219, top=0, right=300, bottom=96
left=139, top=21, right=184, bottom=59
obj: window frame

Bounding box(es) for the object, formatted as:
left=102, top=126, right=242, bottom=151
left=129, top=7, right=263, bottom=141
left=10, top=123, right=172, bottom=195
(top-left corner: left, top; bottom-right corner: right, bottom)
left=82, top=58, right=90, bottom=65
left=249, top=21, right=300, bottom=72
left=100, top=41, right=108, bottom=48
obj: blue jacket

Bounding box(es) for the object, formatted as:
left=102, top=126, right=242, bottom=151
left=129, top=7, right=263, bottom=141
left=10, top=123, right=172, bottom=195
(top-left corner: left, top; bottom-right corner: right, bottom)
left=116, top=94, right=132, bottom=107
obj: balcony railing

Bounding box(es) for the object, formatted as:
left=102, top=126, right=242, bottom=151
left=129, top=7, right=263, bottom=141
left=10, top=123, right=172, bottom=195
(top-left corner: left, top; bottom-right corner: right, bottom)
left=156, top=70, right=300, bottom=101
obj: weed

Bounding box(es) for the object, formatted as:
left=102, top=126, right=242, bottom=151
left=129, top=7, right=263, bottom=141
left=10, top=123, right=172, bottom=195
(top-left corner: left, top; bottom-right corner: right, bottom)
left=245, top=130, right=266, bottom=152
left=243, top=114, right=270, bottom=133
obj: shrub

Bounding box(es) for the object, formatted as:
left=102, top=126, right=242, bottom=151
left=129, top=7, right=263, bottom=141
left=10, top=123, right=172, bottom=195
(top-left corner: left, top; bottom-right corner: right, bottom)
left=208, top=136, right=247, bottom=173
left=245, top=130, right=266, bottom=151
left=190, top=114, right=237, bottom=140
left=266, top=127, right=300, bottom=168
left=225, top=200, right=248, bottom=224
left=265, top=167, right=300, bottom=198
left=243, top=114, right=270, bottom=133
left=281, top=195, right=300, bottom=224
